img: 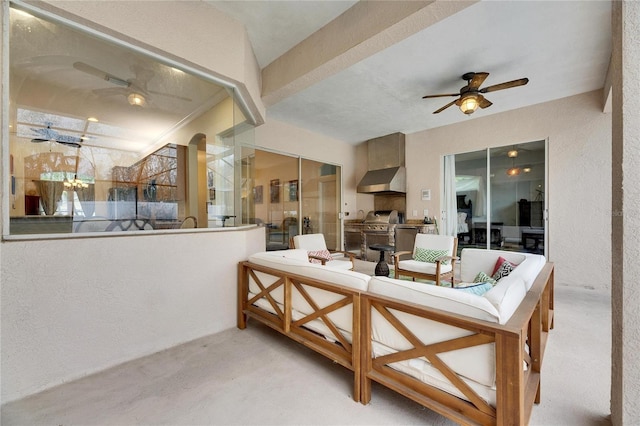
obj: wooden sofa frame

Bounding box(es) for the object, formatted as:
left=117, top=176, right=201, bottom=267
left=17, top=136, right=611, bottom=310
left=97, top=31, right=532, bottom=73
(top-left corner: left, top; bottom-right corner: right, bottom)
left=238, top=259, right=554, bottom=425
left=237, top=261, right=362, bottom=401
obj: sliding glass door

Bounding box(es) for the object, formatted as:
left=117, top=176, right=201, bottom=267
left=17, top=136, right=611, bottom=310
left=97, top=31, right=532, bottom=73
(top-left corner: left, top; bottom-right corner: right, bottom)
left=239, top=148, right=342, bottom=250
left=301, top=160, right=341, bottom=251
left=453, top=140, right=546, bottom=255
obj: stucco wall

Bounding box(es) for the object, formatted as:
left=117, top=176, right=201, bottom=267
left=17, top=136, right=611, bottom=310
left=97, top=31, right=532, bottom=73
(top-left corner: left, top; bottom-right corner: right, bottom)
left=404, top=90, right=611, bottom=290
left=611, top=1, right=640, bottom=424
left=0, top=226, right=265, bottom=404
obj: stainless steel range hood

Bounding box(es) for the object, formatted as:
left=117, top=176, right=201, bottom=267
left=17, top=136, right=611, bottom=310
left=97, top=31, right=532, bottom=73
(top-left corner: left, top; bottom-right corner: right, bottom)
left=357, top=132, right=406, bottom=194
left=357, top=167, right=406, bottom=194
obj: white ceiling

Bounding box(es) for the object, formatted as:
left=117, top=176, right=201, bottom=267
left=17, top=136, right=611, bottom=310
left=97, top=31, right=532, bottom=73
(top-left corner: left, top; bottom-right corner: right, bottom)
left=207, top=0, right=612, bottom=144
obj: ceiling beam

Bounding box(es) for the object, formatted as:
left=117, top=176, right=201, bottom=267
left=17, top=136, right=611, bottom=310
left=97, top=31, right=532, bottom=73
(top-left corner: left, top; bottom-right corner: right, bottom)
left=261, top=0, right=478, bottom=107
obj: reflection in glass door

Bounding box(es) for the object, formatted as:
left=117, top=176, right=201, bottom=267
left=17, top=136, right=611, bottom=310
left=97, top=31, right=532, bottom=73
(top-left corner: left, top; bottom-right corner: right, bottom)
left=454, top=140, right=546, bottom=255
left=301, top=160, right=341, bottom=251
left=239, top=148, right=342, bottom=251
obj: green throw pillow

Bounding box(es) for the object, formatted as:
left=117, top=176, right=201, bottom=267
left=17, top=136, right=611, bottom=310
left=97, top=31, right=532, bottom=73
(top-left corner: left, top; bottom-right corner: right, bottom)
left=413, top=247, right=450, bottom=264
left=473, top=271, right=498, bottom=286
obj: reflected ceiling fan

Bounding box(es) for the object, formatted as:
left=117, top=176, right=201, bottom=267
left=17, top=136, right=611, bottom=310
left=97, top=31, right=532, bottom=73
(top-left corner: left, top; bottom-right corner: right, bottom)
left=422, top=72, right=529, bottom=115
left=31, top=123, right=83, bottom=148
left=73, top=61, right=192, bottom=106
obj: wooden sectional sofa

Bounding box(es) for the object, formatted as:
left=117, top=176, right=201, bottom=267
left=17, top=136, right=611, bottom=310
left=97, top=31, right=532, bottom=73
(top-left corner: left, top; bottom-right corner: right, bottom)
left=237, top=248, right=554, bottom=425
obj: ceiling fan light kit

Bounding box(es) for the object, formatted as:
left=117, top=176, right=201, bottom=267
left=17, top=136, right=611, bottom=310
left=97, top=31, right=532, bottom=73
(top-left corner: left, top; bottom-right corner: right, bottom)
left=507, top=167, right=521, bottom=176
left=127, top=93, right=146, bottom=107
left=423, top=72, right=529, bottom=115
left=460, top=95, right=479, bottom=114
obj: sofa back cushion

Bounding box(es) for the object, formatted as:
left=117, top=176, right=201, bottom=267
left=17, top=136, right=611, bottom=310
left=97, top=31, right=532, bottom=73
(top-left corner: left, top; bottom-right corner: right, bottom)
left=368, top=277, right=500, bottom=322
left=460, top=248, right=527, bottom=283
left=248, top=250, right=370, bottom=291
left=508, top=253, right=546, bottom=290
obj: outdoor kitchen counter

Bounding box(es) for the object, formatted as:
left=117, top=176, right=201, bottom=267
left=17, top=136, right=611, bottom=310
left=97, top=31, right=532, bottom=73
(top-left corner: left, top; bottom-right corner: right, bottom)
left=343, top=221, right=437, bottom=262
left=395, top=223, right=437, bottom=233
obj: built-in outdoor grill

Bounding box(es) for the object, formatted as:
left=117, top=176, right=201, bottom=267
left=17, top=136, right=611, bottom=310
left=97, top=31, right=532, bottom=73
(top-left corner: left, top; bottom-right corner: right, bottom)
left=362, top=210, right=399, bottom=263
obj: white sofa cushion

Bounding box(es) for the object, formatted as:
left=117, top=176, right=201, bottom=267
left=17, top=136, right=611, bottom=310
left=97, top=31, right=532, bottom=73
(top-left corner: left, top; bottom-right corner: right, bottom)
left=368, top=277, right=499, bottom=388
left=248, top=251, right=370, bottom=291
left=483, top=275, right=528, bottom=324
left=368, top=277, right=499, bottom=322
left=508, top=253, right=546, bottom=290
left=460, top=249, right=527, bottom=283
left=323, top=258, right=354, bottom=270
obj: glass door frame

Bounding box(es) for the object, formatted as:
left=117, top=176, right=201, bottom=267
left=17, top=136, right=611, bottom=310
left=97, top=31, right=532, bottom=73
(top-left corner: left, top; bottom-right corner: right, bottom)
left=238, top=144, right=343, bottom=251
left=447, top=139, right=548, bottom=257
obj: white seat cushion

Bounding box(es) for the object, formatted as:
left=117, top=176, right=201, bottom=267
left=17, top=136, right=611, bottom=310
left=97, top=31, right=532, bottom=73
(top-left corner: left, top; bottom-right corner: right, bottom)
left=397, top=259, right=453, bottom=275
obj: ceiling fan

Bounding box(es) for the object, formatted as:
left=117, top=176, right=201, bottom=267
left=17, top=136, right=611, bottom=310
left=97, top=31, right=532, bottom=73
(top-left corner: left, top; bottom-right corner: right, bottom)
left=422, top=72, right=529, bottom=115
left=73, top=61, right=192, bottom=106
left=31, top=123, right=83, bottom=148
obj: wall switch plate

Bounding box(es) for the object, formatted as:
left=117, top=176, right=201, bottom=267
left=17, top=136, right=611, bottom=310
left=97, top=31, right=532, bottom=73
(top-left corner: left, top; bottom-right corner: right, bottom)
left=423, top=209, right=429, bottom=217
left=412, top=210, right=418, bottom=217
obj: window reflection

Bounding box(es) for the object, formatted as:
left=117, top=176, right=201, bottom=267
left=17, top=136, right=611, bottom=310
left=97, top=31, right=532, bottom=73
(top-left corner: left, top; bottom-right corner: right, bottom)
left=240, top=147, right=342, bottom=251
left=7, top=6, right=252, bottom=235
left=454, top=140, right=546, bottom=255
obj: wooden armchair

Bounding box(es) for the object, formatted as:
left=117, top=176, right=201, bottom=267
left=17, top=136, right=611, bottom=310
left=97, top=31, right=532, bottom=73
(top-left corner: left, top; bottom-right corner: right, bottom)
left=393, top=234, right=458, bottom=286
left=291, top=233, right=355, bottom=270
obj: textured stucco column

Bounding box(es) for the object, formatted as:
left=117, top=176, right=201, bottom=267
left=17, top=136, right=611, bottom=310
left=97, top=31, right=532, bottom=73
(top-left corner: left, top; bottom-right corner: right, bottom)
left=611, top=1, right=640, bottom=424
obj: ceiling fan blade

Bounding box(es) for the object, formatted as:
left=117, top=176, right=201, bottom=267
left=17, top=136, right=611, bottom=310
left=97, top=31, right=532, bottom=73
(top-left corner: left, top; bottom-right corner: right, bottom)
left=433, top=99, right=458, bottom=114
left=55, top=133, right=83, bottom=144
left=92, top=87, right=130, bottom=97
left=479, top=78, right=529, bottom=93
left=31, top=138, right=49, bottom=143
left=468, top=72, right=489, bottom=90
left=478, top=95, right=493, bottom=109
left=56, top=140, right=82, bottom=149
left=422, top=93, right=459, bottom=99
left=73, top=61, right=130, bottom=87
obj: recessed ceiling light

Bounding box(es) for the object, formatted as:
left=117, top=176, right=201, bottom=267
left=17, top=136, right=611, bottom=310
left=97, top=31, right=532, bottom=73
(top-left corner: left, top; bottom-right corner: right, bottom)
left=87, top=117, right=99, bottom=122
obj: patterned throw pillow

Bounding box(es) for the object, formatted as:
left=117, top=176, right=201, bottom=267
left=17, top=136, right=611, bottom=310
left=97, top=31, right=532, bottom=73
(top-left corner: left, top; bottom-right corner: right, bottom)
left=491, top=256, right=509, bottom=275
left=473, top=271, right=498, bottom=286
left=492, top=260, right=515, bottom=281
left=413, top=247, right=450, bottom=264
left=308, top=249, right=332, bottom=264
